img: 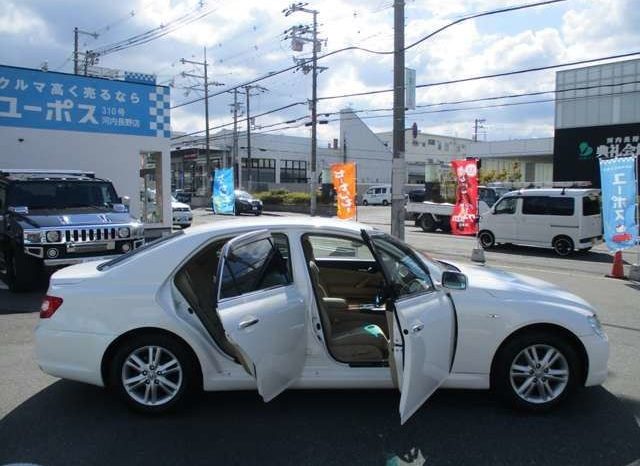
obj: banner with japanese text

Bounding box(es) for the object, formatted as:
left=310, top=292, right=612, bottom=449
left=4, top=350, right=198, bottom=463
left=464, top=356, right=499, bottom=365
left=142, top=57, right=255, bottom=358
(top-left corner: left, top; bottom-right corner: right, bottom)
left=599, top=156, right=638, bottom=251
left=331, top=163, right=357, bottom=220
left=212, top=168, right=235, bottom=215
left=450, top=159, right=479, bottom=235
left=0, top=65, right=170, bottom=138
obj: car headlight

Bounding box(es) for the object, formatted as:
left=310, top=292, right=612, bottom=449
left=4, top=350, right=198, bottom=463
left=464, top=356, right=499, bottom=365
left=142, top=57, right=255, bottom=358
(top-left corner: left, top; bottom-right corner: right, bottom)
left=23, top=231, right=43, bottom=244
left=46, top=230, right=61, bottom=243
left=588, top=315, right=606, bottom=339
left=117, top=227, right=130, bottom=238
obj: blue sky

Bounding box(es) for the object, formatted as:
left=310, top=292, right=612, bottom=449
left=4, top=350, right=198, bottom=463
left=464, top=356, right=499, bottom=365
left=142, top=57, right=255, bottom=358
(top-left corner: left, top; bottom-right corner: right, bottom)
left=1, top=0, right=638, bottom=144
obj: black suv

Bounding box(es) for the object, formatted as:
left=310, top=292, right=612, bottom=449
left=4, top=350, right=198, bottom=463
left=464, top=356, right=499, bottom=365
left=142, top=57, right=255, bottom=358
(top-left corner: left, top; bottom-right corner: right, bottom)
left=0, top=169, right=144, bottom=292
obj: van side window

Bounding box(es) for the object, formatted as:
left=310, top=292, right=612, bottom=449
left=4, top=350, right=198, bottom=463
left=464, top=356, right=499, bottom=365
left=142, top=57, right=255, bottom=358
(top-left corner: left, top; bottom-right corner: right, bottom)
left=583, top=195, right=601, bottom=216
left=522, top=197, right=547, bottom=215
left=548, top=197, right=574, bottom=216
left=494, top=197, right=517, bottom=215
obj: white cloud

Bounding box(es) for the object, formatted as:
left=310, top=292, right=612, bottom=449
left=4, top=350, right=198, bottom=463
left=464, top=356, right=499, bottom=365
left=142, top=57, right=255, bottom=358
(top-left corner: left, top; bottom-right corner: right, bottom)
left=0, top=1, right=47, bottom=37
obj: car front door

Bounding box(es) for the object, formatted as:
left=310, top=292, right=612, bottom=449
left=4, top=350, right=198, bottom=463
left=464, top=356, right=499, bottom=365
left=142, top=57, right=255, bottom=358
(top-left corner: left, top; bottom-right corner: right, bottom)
left=362, top=230, right=457, bottom=424
left=215, top=229, right=307, bottom=402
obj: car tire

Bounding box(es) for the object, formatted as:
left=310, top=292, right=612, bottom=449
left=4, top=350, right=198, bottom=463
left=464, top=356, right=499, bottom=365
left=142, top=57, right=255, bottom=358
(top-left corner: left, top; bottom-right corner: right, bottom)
left=492, top=330, right=582, bottom=412
left=110, top=333, right=199, bottom=414
left=552, top=236, right=574, bottom=257
left=6, top=249, right=42, bottom=292
left=382, top=200, right=389, bottom=206
left=478, top=230, right=495, bottom=249
left=362, top=200, right=369, bottom=206
left=418, top=214, right=436, bottom=232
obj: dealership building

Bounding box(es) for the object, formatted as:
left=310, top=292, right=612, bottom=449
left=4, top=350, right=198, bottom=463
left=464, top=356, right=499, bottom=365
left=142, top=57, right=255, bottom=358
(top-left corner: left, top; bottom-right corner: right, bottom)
left=0, top=64, right=172, bottom=236
left=553, top=58, right=640, bottom=188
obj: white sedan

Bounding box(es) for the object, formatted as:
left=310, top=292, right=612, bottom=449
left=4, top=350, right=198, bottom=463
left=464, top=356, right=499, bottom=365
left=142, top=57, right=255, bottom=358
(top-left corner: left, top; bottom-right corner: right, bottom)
left=35, top=218, right=608, bottom=424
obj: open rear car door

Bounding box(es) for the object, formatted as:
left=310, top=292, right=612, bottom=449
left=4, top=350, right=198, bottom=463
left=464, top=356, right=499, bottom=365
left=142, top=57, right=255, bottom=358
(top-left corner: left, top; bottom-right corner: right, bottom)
left=362, top=230, right=457, bottom=424
left=215, top=230, right=307, bottom=402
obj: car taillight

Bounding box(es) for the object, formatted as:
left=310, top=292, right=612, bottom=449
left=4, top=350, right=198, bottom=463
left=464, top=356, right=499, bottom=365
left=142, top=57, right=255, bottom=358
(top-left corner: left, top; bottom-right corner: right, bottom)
left=40, top=295, right=63, bottom=319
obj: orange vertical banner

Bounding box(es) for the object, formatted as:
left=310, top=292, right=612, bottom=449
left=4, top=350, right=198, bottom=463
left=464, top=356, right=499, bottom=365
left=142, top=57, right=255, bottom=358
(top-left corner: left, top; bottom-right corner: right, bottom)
left=331, top=162, right=357, bottom=220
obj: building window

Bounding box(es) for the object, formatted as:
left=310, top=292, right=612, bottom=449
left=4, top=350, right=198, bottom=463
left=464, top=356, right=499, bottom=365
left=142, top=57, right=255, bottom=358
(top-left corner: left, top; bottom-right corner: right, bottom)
left=241, top=157, right=276, bottom=183
left=280, top=159, right=308, bottom=183
left=427, top=139, right=435, bottom=145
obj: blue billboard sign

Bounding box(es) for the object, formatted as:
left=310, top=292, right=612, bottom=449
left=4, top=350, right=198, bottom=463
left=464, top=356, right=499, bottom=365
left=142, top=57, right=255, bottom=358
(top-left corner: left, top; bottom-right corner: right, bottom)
left=600, top=156, right=639, bottom=251
left=0, top=65, right=170, bottom=138
left=212, top=168, right=235, bottom=215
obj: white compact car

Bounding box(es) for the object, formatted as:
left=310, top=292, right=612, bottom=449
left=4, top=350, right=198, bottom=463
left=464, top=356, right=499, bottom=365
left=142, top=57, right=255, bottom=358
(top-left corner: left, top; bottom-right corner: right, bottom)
left=35, top=218, right=608, bottom=423
left=171, top=196, right=192, bottom=228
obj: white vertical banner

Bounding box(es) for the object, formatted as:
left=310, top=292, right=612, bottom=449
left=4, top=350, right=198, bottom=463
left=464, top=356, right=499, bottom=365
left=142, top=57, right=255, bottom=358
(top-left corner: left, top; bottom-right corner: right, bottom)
left=405, top=68, right=416, bottom=110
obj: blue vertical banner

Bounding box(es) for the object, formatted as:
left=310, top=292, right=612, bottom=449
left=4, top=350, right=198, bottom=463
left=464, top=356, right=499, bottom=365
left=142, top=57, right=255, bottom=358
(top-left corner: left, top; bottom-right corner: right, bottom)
left=212, top=168, right=235, bottom=215
left=599, top=156, right=638, bottom=251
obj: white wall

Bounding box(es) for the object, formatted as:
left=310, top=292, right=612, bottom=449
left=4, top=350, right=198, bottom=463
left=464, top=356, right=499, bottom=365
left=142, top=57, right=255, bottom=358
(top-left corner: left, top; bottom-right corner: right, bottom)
left=339, top=109, right=392, bottom=183
left=468, top=138, right=554, bottom=158
left=0, top=126, right=171, bottom=231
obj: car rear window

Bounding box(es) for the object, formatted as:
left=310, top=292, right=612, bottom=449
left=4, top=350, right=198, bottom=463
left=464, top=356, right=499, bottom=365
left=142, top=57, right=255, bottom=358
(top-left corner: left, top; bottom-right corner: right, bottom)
left=97, top=230, right=184, bottom=271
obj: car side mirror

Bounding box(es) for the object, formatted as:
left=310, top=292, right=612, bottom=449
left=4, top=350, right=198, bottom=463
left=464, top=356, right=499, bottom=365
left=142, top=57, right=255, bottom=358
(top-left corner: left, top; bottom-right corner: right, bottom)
left=112, top=203, right=127, bottom=213
left=121, top=196, right=130, bottom=207
left=441, top=271, right=467, bottom=290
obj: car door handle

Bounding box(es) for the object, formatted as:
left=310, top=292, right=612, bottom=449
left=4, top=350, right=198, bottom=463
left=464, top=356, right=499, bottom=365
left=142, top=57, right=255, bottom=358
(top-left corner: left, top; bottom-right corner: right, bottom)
left=238, top=318, right=260, bottom=329
left=411, top=323, right=424, bottom=334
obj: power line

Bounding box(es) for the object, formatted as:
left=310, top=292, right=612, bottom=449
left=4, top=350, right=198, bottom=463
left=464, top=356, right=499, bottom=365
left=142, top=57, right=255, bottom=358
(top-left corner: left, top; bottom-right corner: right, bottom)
left=316, top=51, right=640, bottom=101
left=173, top=57, right=640, bottom=141
left=171, top=0, right=567, bottom=110
left=176, top=80, right=640, bottom=149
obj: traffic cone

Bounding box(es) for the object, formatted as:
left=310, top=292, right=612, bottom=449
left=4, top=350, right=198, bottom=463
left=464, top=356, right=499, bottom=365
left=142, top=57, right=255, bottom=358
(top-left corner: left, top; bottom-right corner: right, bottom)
left=606, top=251, right=627, bottom=279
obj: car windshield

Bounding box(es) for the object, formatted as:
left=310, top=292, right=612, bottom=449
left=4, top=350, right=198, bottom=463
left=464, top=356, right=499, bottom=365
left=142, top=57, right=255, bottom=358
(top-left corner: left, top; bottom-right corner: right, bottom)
left=9, top=181, right=119, bottom=210
left=97, top=230, right=184, bottom=271
left=235, top=190, right=252, bottom=200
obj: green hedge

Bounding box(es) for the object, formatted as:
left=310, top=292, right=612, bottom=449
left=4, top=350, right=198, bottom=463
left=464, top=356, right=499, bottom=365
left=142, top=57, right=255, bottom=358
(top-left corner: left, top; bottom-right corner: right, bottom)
left=254, top=190, right=325, bottom=205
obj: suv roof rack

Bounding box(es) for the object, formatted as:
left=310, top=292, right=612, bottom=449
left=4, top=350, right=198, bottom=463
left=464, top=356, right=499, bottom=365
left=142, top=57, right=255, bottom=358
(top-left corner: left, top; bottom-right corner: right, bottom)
left=0, top=169, right=95, bottom=178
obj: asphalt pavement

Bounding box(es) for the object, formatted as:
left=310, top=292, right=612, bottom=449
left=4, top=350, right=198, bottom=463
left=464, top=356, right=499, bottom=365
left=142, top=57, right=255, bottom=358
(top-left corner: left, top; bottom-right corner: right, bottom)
left=0, top=206, right=639, bottom=466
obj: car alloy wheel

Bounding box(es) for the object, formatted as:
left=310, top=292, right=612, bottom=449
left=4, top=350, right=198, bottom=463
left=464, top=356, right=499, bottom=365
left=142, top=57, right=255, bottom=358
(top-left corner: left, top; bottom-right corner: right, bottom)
left=509, top=344, right=569, bottom=404
left=121, top=345, right=183, bottom=407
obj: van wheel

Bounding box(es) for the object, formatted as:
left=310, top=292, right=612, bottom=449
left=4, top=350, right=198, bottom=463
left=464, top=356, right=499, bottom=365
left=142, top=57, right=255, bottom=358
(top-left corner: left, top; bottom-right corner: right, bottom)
left=478, top=230, right=495, bottom=249
left=382, top=200, right=389, bottom=206
left=553, top=236, right=574, bottom=256
left=362, top=200, right=369, bottom=206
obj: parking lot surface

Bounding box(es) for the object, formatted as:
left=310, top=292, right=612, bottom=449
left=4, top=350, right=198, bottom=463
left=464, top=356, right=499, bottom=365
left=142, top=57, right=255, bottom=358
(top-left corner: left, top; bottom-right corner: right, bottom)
left=1, top=206, right=639, bottom=466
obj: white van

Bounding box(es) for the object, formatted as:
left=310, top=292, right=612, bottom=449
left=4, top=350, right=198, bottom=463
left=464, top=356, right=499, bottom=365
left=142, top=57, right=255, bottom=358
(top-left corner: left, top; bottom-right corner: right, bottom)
left=361, top=184, right=392, bottom=206
left=478, top=188, right=602, bottom=256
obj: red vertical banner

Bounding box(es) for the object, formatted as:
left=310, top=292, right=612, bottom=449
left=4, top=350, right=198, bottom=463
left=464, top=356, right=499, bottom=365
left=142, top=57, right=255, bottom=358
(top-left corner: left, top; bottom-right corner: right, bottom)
left=450, top=159, right=479, bottom=235
left=331, top=162, right=357, bottom=220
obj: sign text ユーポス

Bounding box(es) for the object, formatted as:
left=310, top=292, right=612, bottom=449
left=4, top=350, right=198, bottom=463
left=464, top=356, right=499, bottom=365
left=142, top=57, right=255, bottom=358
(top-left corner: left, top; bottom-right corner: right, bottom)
left=0, top=65, right=170, bottom=138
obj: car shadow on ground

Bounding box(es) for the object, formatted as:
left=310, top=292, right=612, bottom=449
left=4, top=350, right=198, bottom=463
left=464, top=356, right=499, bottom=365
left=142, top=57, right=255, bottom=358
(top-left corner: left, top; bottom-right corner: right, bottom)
left=1, top=382, right=638, bottom=466
left=485, top=244, right=616, bottom=264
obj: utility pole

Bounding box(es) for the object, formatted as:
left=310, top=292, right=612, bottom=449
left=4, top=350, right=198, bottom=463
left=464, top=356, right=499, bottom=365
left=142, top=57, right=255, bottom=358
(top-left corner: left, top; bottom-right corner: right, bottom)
left=391, top=0, right=406, bottom=240
left=473, top=118, right=486, bottom=142
left=73, top=27, right=99, bottom=75
left=243, top=85, right=268, bottom=192
left=180, top=47, right=224, bottom=198
left=230, top=88, right=242, bottom=188
left=74, top=27, right=79, bottom=75
left=284, top=3, right=327, bottom=216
